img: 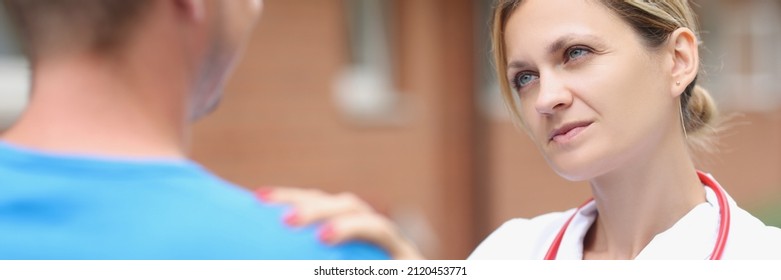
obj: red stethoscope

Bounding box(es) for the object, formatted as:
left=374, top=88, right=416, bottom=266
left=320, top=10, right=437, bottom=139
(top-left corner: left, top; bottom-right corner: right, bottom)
left=544, top=170, right=731, bottom=260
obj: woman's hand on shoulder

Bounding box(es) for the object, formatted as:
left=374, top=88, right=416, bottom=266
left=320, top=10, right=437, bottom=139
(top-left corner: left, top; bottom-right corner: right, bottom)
left=256, top=186, right=424, bottom=260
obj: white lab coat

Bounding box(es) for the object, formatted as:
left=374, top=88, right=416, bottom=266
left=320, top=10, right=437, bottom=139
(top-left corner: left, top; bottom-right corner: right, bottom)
left=469, top=178, right=781, bottom=260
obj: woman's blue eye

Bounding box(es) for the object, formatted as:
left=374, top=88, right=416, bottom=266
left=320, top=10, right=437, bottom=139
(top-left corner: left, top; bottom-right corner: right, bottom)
left=567, top=47, right=590, bottom=61
left=514, top=73, right=538, bottom=89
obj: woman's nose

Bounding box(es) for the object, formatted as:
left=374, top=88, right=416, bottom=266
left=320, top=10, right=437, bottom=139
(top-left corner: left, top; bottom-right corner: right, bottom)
left=534, top=75, right=573, bottom=115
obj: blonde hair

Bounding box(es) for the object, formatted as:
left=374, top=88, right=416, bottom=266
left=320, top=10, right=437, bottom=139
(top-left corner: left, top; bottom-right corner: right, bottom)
left=491, top=0, right=718, bottom=151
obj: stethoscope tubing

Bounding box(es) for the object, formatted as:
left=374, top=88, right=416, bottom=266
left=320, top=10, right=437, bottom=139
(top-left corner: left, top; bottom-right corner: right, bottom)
left=543, top=170, right=731, bottom=260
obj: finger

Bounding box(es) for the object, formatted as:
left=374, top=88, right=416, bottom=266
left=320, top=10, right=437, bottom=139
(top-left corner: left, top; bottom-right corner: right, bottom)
left=256, top=187, right=374, bottom=227
left=255, top=187, right=334, bottom=226
left=289, top=192, right=373, bottom=226
left=256, top=186, right=326, bottom=205
left=318, top=213, right=424, bottom=259
left=321, top=212, right=391, bottom=245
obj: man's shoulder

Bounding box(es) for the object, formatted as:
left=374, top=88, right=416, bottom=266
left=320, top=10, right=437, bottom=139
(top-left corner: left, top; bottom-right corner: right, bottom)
left=0, top=146, right=388, bottom=259
left=101, top=175, right=389, bottom=259
left=163, top=192, right=389, bottom=260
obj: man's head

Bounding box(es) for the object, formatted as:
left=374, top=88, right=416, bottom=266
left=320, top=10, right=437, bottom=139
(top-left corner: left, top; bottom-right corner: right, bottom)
left=1, top=0, right=152, bottom=59
left=2, top=0, right=264, bottom=120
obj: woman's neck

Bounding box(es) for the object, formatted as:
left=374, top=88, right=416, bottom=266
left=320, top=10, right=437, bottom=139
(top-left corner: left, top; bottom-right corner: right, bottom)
left=582, top=134, right=706, bottom=260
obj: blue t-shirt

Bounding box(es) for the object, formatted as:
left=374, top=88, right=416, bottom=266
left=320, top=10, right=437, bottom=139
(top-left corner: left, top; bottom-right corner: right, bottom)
left=0, top=142, right=389, bottom=260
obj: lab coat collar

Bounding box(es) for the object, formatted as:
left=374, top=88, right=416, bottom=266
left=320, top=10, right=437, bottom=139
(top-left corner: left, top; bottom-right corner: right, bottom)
left=556, top=186, right=721, bottom=259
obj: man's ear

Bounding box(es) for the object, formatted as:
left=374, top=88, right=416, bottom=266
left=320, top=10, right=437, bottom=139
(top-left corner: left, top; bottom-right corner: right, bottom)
left=174, top=0, right=206, bottom=22
left=668, top=27, right=699, bottom=98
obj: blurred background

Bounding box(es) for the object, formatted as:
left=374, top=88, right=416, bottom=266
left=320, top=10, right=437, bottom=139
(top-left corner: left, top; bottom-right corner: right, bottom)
left=1, top=0, right=779, bottom=259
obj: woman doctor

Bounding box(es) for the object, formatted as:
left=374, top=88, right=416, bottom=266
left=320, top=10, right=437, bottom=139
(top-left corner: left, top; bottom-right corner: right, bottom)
left=260, top=0, right=781, bottom=259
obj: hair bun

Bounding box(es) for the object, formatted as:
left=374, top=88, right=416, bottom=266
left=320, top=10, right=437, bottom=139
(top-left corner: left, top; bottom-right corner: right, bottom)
left=685, top=84, right=717, bottom=134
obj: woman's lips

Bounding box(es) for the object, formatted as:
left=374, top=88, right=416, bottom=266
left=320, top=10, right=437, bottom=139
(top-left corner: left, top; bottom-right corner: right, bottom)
left=549, top=121, right=593, bottom=144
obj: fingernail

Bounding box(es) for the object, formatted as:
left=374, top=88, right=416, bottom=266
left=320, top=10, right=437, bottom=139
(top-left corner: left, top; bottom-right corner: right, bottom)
left=283, top=211, right=299, bottom=226
left=255, top=188, right=273, bottom=201
left=318, top=224, right=335, bottom=244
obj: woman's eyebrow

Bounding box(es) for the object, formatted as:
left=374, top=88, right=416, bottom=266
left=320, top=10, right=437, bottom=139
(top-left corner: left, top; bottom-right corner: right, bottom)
left=507, top=60, right=530, bottom=71
left=546, top=33, right=604, bottom=55
left=506, top=34, right=605, bottom=71
left=547, top=36, right=575, bottom=56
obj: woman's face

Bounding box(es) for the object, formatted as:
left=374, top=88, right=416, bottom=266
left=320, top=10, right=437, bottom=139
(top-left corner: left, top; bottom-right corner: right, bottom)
left=504, top=0, right=677, bottom=181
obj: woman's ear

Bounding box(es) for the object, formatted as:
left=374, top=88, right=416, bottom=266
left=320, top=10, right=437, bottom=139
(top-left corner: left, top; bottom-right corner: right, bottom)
left=668, top=27, right=699, bottom=98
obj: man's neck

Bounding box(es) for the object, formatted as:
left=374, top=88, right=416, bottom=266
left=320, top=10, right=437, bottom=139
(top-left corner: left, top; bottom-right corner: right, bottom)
left=1, top=51, right=190, bottom=159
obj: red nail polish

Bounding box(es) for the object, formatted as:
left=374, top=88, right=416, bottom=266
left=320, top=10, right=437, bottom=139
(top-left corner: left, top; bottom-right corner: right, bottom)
left=255, top=188, right=273, bottom=201
left=318, top=224, right=335, bottom=244
left=283, top=211, right=299, bottom=226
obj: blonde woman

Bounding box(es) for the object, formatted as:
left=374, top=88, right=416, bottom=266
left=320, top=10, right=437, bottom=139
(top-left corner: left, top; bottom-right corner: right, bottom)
left=262, top=0, right=781, bottom=260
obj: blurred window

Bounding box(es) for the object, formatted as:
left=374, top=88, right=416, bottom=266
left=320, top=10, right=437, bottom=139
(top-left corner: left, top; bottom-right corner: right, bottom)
left=698, top=0, right=781, bottom=112
left=334, top=0, right=403, bottom=126
left=476, top=0, right=510, bottom=121
left=0, top=3, right=29, bottom=129
left=0, top=3, right=20, bottom=56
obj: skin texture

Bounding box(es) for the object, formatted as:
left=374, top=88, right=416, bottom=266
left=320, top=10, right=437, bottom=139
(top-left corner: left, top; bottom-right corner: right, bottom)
left=2, top=0, right=263, bottom=158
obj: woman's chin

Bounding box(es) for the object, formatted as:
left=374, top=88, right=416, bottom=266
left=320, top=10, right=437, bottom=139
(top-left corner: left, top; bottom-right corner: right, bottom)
left=553, top=169, right=592, bottom=182
left=546, top=157, right=602, bottom=182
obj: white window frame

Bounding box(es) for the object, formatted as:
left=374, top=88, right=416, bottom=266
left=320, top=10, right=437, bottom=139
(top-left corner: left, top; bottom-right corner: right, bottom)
left=333, top=0, right=404, bottom=126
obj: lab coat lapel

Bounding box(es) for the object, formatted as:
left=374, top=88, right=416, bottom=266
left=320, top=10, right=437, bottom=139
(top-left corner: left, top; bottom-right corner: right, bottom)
left=634, top=187, right=720, bottom=259
left=557, top=200, right=599, bottom=260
